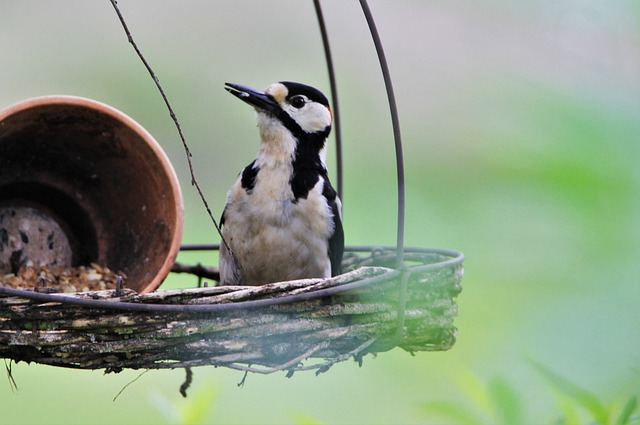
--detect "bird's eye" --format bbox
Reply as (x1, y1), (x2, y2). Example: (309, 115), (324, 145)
(290, 96), (306, 109)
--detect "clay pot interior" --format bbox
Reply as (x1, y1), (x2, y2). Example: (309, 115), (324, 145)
(0, 96), (184, 293)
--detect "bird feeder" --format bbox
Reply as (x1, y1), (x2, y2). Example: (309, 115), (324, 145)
(0, 1), (464, 380)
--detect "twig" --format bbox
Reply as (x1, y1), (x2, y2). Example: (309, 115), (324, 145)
(107, 0), (232, 257)
(223, 342), (330, 375)
(171, 262), (220, 282)
(291, 338), (378, 375)
(4, 359), (18, 392)
(114, 275), (124, 297)
(112, 370), (149, 402)
(179, 367), (193, 397)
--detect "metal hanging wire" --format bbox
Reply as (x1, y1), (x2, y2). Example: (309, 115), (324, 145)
(312, 0), (343, 199)
(358, 0), (406, 269)
(313, 0), (406, 269)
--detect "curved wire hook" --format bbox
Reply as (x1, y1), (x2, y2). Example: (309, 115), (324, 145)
(359, 0), (406, 269)
(313, 0), (343, 199)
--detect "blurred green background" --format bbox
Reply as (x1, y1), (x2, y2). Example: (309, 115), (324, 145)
(1, 1), (639, 424)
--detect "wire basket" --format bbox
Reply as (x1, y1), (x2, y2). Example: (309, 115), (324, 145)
(0, 246), (462, 374)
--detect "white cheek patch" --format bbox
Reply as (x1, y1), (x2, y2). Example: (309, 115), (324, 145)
(288, 103), (332, 133)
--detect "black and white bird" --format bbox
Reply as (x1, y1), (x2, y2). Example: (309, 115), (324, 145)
(219, 81), (344, 286)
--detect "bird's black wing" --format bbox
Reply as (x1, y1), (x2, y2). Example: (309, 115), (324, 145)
(323, 179), (344, 276)
(221, 160), (259, 227)
(219, 207), (226, 227)
(241, 160), (259, 193)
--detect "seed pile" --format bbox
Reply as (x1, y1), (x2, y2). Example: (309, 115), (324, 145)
(1, 263), (123, 293)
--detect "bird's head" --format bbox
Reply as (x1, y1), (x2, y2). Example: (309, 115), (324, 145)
(225, 81), (332, 141)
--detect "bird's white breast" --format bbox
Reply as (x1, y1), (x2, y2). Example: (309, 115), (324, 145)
(221, 162), (334, 286)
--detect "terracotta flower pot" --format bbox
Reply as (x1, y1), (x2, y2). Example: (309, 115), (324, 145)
(0, 96), (184, 293)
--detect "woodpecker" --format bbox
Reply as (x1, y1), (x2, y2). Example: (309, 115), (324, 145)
(219, 81), (344, 286)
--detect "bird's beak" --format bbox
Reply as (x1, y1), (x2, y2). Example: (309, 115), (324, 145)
(225, 83), (280, 115)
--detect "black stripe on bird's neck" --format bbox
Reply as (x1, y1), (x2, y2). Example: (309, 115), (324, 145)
(276, 109), (331, 142)
(290, 130), (330, 201)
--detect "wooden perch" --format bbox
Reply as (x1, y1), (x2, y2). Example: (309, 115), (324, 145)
(0, 247), (463, 375)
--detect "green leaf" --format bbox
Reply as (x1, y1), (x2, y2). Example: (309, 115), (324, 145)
(488, 376), (526, 425)
(453, 367), (494, 420)
(614, 396), (638, 425)
(554, 392), (582, 425)
(289, 411), (326, 425)
(151, 381), (220, 425)
(530, 361), (608, 424)
(178, 383), (219, 425)
(418, 400), (484, 425)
